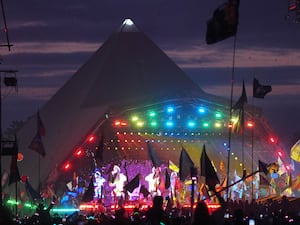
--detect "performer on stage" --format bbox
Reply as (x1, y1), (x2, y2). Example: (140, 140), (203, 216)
(170, 171), (182, 204)
(145, 167), (161, 196)
(108, 165), (127, 200)
(94, 170), (106, 199)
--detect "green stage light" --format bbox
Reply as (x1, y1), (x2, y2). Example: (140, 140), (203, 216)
(203, 122), (209, 128)
(215, 112), (222, 118)
(24, 203), (33, 208)
(148, 111), (156, 117)
(150, 121), (157, 127)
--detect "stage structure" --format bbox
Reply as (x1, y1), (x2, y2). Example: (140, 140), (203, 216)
(10, 19), (289, 209)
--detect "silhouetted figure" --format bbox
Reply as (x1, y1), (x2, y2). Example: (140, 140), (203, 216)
(130, 207), (143, 225)
(112, 207), (130, 225)
(145, 195), (169, 225)
(35, 202), (54, 225)
(191, 201), (211, 225)
(0, 205), (14, 225)
(233, 208), (246, 225)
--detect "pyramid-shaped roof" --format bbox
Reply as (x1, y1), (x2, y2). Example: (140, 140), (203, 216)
(16, 19), (208, 188)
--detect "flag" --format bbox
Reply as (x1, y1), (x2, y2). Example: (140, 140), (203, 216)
(28, 133), (46, 157)
(168, 160), (179, 173)
(258, 160), (269, 175)
(290, 140), (300, 162)
(277, 157), (287, 176)
(81, 177), (95, 202)
(29, 111), (46, 157)
(37, 111), (46, 136)
(165, 169), (171, 189)
(206, 0), (240, 44)
(125, 174), (140, 193)
(291, 173), (300, 191)
(199, 183), (210, 200)
(8, 155), (21, 185)
(179, 147), (194, 182)
(200, 145), (220, 191)
(253, 78), (272, 99)
(233, 81), (247, 110)
(286, 172), (292, 188)
(140, 185), (150, 198)
(232, 81), (247, 133)
(147, 141), (162, 168)
(1, 170), (9, 188)
(259, 174), (270, 187)
(25, 180), (42, 200)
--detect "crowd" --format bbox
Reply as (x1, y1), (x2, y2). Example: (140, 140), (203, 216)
(1, 195), (300, 225)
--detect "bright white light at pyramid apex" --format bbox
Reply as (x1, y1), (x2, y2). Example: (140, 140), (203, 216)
(123, 18), (134, 26)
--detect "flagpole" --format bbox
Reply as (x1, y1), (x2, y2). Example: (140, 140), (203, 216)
(251, 95), (255, 201)
(38, 154), (40, 194)
(15, 175), (18, 216)
(242, 103), (245, 174)
(226, 34), (238, 202)
(0, 74), (2, 206)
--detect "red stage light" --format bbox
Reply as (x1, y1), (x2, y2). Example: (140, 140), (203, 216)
(277, 151), (283, 157)
(247, 121), (254, 128)
(269, 137), (277, 144)
(114, 120), (127, 126)
(75, 148), (84, 157)
(63, 162), (71, 170)
(121, 122), (127, 126)
(286, 165), (291, 171)
(88, 135), (95, 143)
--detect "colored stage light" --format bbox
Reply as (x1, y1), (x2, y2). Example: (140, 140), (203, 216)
(75, 148), (84, 157)
(166, 106), (174, 113)
(148, 111), (156, 117)
(131, 116), (139, 122)
(247, 121), (254, 128)
(7, 200), (20, 205)
(120, 122), (127, 126)
(63, 162), (71, 171)
(198, 107), (206, 114)
(214, 122), (222, 128)
(88, 135), (95, 143)
(114, 120), (121, 126)
(269, 137), (277, 144)
(277, 151), (283, 157)
(136, 121), (144, 127)
(150, 121), (157, 127)
(51, 208), (79, 213)
(166, 121), (174, 127)
(202, 122), (209, 128)
(24, 203), (33, 208)
(115, 120), (128, 126)
(187, 121), (195, 128)
(215, 112), (222, 118)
